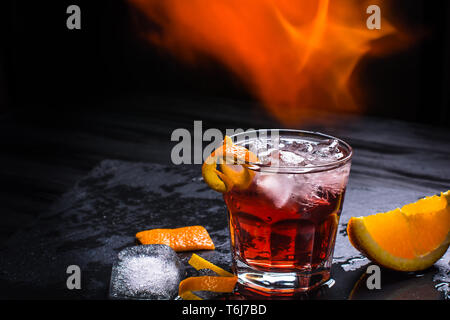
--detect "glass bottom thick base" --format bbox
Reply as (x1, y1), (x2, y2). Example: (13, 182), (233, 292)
(234, 260), (332, 294)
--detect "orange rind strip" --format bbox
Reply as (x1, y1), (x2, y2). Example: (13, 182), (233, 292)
(188, 254), (234, 277)
(202, 136), (258, 193)
(179, 254), (237, 300)
(179, 290), (202, 301)
(136, 226), (215, 252)
(179, 276), (238, 300)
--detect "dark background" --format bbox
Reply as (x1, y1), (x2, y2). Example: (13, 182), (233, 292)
(0, 0), (449, 125)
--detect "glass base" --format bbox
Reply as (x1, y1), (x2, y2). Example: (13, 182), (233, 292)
(234, 260), (332, 294)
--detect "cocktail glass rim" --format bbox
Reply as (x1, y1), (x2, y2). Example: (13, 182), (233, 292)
(228, 129), (353, 174)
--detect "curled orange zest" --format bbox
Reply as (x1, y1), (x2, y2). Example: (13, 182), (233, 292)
(179, 254), (237, 300)
(136, 226), (215, 252)
(188, 254), (234, 277)
(178, 276), (238, 300)
(202, 136), (258, 193)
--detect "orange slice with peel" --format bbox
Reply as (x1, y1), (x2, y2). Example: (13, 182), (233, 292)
(136, 226), (215, 252)
(202, 136), (258, 193)
(178, 254), (237, 300)
(347, 190), (450, 271)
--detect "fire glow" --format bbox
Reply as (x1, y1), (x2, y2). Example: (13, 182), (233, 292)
(128, 0), (398, 125)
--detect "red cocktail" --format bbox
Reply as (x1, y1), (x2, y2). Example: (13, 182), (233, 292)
(222, 130), (352, 293)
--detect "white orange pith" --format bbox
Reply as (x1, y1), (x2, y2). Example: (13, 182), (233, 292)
(347, 191), (450, 271)
(202, 136), (258, 193)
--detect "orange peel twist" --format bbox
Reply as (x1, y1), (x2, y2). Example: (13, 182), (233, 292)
(178, 253), (237, 300)
(202, 136), (258, 193)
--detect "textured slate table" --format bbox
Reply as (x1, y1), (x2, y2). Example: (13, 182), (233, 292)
(0, 96), (449, 300)
(0, 157), (448, 299)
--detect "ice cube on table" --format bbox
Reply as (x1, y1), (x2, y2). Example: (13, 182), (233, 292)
(109, 244), (185, 300)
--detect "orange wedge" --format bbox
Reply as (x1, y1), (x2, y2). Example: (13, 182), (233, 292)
(347, 190), (450, 271)
(202, 136), (258, 193)
(136, 226), (215, 252)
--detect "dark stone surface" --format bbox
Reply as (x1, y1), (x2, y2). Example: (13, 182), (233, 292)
(0, 160), (231, 299)
(0, 157), (448, 299)
(0, 95), (449, 300)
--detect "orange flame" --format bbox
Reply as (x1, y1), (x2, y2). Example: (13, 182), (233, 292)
(128, 0), (398, 125)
